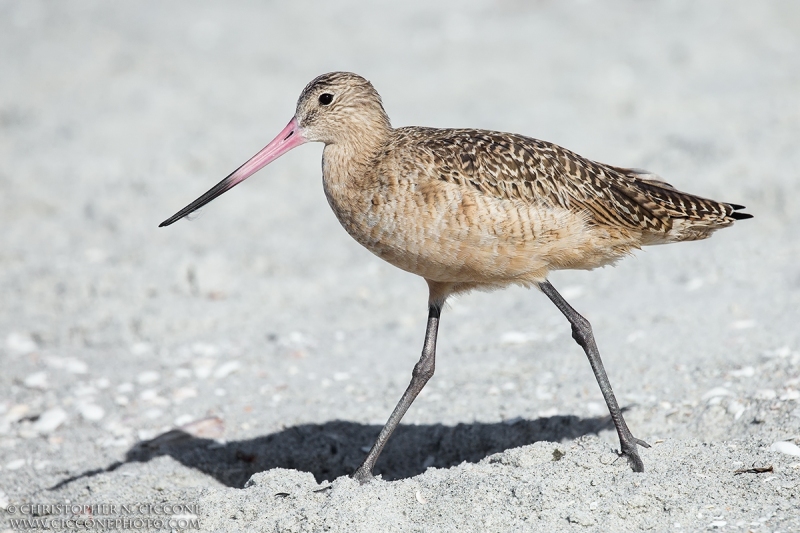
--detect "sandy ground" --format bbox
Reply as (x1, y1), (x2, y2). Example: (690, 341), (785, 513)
(1, 1), (799, 531)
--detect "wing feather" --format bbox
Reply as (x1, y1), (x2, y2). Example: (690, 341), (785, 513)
(409, 128), (747, 240)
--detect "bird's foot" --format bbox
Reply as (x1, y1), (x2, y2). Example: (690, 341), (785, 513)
(619, 435), (650, 473)
(352, 465), (375, 485)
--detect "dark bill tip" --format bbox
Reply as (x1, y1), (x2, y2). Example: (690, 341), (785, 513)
(158, 172), (238, 227)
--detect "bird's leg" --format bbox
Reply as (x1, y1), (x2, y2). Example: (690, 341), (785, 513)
(353, 304), (441, 484)
(538, 280), (650, 472)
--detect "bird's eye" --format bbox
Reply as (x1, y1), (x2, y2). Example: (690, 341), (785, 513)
(318, 93), (334, 105)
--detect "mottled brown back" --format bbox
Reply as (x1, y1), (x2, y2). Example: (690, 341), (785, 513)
(390, 127), (750, 244)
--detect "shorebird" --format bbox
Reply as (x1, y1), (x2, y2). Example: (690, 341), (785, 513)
(160, 72), (751, 479)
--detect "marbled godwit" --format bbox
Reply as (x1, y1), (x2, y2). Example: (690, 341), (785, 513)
(160, 72), (752, 479)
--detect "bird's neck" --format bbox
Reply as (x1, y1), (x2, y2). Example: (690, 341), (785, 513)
(322, 123), (392, 188)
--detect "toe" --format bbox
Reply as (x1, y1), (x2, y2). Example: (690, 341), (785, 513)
(627, 452), (645, 473)
(352, 468), (375, 485)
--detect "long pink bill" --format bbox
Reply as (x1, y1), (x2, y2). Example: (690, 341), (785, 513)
(159, 117), (306, 227)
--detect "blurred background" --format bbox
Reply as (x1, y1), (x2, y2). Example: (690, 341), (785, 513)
(1, 0), (798, 493)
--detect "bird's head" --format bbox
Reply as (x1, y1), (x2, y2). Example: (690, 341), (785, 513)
(159, 72), (389, 227)
(295, 71), (391, 145)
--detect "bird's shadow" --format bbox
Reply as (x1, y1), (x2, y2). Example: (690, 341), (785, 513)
(51, 415), (613, 490)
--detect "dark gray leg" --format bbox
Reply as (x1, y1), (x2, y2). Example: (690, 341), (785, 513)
(353, 304), (441, 483)
(539, 280), (650, 472)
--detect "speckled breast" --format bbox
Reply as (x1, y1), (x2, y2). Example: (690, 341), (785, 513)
(321, 168), (555, 284)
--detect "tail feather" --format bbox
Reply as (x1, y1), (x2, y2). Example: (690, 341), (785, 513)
(616, 167), (752, 243)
